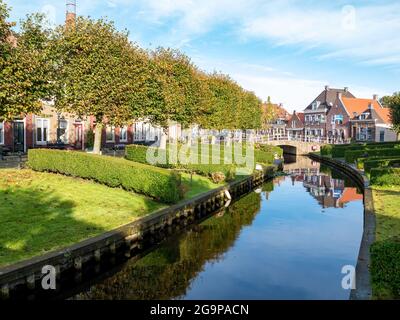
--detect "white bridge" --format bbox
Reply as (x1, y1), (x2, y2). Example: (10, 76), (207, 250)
(253, 135), (350, 155)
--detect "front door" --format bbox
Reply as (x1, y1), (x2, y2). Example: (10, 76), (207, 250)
(13, 121), (25, 153)
(74, 123), (83, 149)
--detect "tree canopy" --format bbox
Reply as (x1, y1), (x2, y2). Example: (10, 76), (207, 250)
(0, 3), (52, 120)
(2, 4), (265, 147)
(381, 92), (400, 135)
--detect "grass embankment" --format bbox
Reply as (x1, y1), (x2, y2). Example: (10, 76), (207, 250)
(0, 167), (220, 267)
(0, 169), (164, 267)
(370, 186), (400, 299)
(320, 142), (400, 299)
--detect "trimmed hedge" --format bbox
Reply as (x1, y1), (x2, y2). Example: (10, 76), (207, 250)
(321, 145), (333, 156)
(371, 239), (400, 298)
(345, 148), (400, 164)
(332, 142), (400, 158)
(364, 158), (400, 174)
(126, 143), (280, 181)
(370, 167), (400, 186)
(28, 149), (183, 204)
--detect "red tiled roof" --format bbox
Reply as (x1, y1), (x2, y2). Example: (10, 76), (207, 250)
(297, 113), (305, 123)
(341, 97), (391, 124)
(339, 188), (363, 205)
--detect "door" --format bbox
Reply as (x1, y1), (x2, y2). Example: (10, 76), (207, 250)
(74, 123), (83, 149)
(13, 121), (25, 153)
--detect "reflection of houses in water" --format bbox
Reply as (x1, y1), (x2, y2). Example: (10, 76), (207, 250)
(297, 173), (362, 208)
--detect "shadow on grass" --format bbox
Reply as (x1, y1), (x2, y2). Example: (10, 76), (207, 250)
(0, 188), (107, 268)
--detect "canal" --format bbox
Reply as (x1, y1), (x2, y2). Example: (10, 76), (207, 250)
(73, 156), (364, 300)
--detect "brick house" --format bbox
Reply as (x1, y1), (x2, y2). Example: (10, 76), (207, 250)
(341, 96), (396, 142)
(325, 91), (352, 143)
(304, 86), (355, 140)
(287, 111), (305, 139)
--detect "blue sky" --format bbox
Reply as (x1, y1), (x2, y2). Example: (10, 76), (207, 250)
(6, 0), (400, 112)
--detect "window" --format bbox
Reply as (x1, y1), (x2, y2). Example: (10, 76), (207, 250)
(36, 118), (49, 145)
(106, 126), (115, 142)
(292, 121), (296, 128)
(0, 122), (4, 145)
(120, 126), (128, 142)
(332, 115), (344, 125)
(380, 130), (385, 142)
(134, 122), (144, 141)
(57, 119), (68, 143)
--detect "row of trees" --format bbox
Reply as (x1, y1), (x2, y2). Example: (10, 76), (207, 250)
(0, 1), (262, 152)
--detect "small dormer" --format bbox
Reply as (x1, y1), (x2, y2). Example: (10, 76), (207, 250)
(312, 101), (321, 110)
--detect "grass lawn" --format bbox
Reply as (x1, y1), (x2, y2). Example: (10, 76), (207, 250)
(0, 169), (223, 267)
(0, 169), (166, 267)
(181, 173), (223, 199)
(373, 186), (400, 242)
(371, 186), (400, 299)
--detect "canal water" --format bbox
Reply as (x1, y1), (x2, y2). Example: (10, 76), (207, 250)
(74, 156), (364, 300)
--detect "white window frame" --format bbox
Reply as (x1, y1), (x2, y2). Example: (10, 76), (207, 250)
(120, 126), (128, 143)
(134, 122), (144, 141)
(106, 125), (115, 143)
(58, 119), (69, 143)
(36, 118), (50, 145)
(0, 121), (4, 145)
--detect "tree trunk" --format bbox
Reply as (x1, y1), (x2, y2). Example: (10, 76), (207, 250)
(93, 123), (103, 154)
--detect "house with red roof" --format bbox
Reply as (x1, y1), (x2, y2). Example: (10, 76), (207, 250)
(341, 96), (396, 142)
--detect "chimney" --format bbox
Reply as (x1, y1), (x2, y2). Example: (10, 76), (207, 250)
(344, 87), (349, 92)
(369, 102), (374, 110)
(373, 94), (378, 101)
(66, 0), (76, 29)
(325, 85), (330, 91)
(337, 92), (342, 99)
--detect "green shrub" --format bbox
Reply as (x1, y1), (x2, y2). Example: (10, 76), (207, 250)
(345, 148), (400, 164)
(371, 239), (400, 298)
(332, 142), (400, 159)
(321, 145), (333, 156)
(125, 143), (280, 181)
(28, 149), (183, 204)
(370, 167), (400, 186)
(364, 158), (400, 174)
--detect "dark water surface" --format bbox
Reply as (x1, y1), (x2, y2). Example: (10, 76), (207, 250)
(75, 156), (364, 300)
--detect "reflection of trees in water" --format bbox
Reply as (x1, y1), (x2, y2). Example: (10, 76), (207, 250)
(76, 192), (262, 300)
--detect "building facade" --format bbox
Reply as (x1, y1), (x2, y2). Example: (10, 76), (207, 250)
(303, 86), (355, 141)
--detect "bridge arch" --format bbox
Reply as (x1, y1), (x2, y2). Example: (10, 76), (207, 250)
(278, 145), (297, 155)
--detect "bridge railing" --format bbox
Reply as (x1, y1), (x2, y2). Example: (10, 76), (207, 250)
(251, 135), (351, 145)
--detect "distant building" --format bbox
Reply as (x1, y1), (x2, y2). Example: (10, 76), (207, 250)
(341, 96), (396, 142)
(287, 111), (305, 139)
(304, 86), (355, 140)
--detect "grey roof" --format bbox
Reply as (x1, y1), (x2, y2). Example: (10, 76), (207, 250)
(305, 88), (355, 112)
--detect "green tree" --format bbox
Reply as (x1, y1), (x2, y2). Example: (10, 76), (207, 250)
(148, 48), (212, 147)
(382, 92), (400, 137)
(0, 6), (52, 120)
(52, 17), (155, 153)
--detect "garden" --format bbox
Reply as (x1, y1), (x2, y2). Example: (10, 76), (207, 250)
(321, 141), (400, 299)
(0, 145), (280, 268)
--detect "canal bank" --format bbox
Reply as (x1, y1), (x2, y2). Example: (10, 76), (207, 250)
(0, 166), (276, 300)
(308, 153), (375, 300)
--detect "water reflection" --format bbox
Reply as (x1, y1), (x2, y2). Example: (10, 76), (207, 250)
(75, 157), (363, 300)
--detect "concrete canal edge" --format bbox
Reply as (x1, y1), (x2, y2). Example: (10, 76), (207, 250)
(0, 166), (277, 299)
(309, 153), (375, 300)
